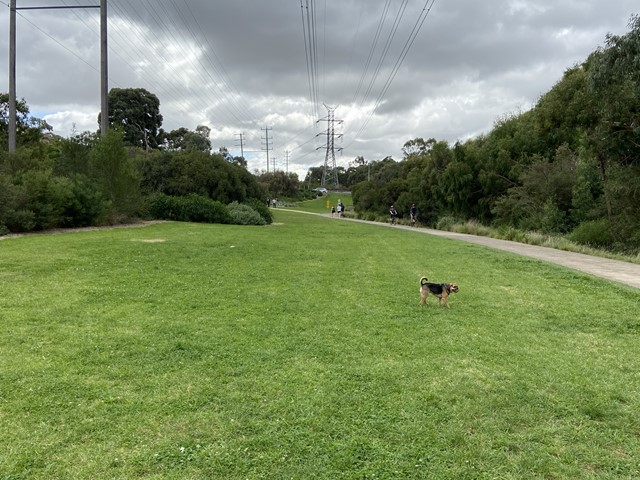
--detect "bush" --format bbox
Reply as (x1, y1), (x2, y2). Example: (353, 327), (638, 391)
(243, 198), (273, 224)
(5, 170), (76, 231)
(145, 193), (232, 224)
(90, 131), (141, 217)
(60, 175), (109, 227)
(568, 219), (613, 248)
(227, 202), (266, 225)
(451, 220), (492, 237)
(436, 216), (458, 231)
(5, 209), (36, 232)
(494, 225), (528, 243)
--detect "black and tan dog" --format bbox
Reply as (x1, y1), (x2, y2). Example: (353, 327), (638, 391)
(419, 276), (459, 308)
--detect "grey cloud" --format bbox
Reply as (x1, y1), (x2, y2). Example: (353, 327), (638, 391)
(1, 0), (637, 177)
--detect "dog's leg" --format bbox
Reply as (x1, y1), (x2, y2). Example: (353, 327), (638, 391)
(419, 290), (428, 306)
(442, 291), (449, 308)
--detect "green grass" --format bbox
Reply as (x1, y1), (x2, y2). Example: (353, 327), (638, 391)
(1, 212), (639, 479)
(292, 193), (352, 214)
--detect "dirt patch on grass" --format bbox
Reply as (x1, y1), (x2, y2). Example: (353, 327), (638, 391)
(0, 221), (166, 241)
(132, 238), (166, 243)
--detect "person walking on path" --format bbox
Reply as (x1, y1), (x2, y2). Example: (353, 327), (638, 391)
(389, 205), (398, 225)
(410, 204), (417, 227)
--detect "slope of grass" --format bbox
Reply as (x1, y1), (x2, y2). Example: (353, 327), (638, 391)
(1, 212), (639, 479)
(293, 193), (352, 214)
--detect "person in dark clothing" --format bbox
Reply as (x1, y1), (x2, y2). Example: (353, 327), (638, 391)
(389, 205), (398, 224)
(410, 204), (417, 226)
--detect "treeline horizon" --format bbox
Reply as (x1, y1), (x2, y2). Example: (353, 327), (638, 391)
(2, 15), (639, 253)
(335, 15), (639, 252)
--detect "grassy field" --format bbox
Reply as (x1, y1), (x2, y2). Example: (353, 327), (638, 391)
(1, 211), (639, 479)
(293, 193), (352, 214)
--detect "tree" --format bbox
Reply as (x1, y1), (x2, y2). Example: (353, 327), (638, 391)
(492, 145), (578, 233)
(349, 155), (366, 167)
(232, 155), (247, 169)
(0, 93), (52, 148)
(219, 146), (234, 162)
(138, 149), (263, 204)
(256, 171), (300, 198)
(89, 130), (142, 217)
(402, 137), (434, 157)
(587, 15), (640, 167)
(304, 166), (324, 186)
(102, 88), (163, 150)
(161, 125), (211, 152)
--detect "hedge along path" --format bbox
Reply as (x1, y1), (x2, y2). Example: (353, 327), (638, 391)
(293, 210), (640, 290)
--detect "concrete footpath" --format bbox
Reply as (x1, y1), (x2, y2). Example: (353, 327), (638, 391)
(337, 216), (640, 290)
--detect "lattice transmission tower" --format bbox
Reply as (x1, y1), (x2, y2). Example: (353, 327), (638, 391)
(317, 104), (343, 187)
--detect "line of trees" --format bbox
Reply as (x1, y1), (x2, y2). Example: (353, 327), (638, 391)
(0, 88), (273, 233)
(3, 15), (637, 247)
(348, 15), (640, 252)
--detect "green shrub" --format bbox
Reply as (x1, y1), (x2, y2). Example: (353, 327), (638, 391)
(179, 194), (230, 224)
(8, 170), (75, 231)
(6, 209), (36, 232)
(451, 220), (492, 236)
(436, 216), (458, 231)
(60, 176), (109, 227)
(495, 225), (528, 243)
(89, 130), (141, 217)
(243, 198), (273, 224)
(539, 198), (570, 234)
(227, 202), (266, 226)
(145, 193), (232, 224)
(569, 219), (613, 248)
(144, 193), (173, 219)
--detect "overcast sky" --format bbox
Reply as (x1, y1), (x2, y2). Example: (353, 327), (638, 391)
(1, 0), (637, 178)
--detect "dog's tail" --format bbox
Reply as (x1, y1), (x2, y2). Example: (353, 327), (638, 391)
(420, 276), (429, 286)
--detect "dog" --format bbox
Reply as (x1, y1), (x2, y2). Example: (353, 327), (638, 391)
(419, 276), (459, 308)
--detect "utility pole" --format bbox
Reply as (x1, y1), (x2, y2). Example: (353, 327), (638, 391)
(9, 0), (16, 152)
(100, 0), (108, 136)
(261, 127), (272, 173)
(317, 104), (343, 187)
(234, 132), (245, 160)
(285, 150), (290, 174)
(7, 1), (106, 152)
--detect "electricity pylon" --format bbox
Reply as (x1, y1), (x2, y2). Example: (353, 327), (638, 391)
(317, 104), (343, 187)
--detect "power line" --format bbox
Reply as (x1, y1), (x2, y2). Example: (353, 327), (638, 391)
(300, 0), (321, 122)
(347, 0), (438, 147)
(359, 0), (410, 110)
(350, 0), (392, 107)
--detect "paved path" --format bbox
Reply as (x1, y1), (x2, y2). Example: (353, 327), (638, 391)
(334, 215), (640, 290)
